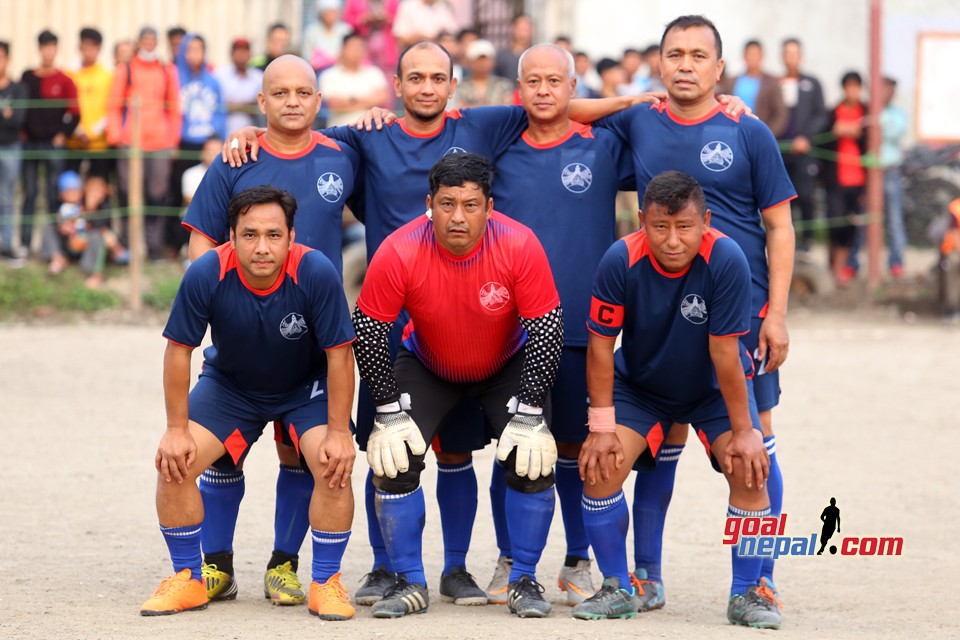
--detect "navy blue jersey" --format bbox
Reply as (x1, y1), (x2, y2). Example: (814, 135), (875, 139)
(325, 106), (528, 258)
(492, 122), (634, 347)
(596, 103), (796, 317)
(183, 131), (361, 275)
(587, 227), (752, 411)
(163, 243), (356, 402)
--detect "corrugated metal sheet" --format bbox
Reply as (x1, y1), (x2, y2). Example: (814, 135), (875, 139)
(0, 0), (305, 76)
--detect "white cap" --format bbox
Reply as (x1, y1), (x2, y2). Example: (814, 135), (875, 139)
(466, 39), (496, 61)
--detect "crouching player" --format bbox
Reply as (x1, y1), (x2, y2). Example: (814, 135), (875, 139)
(140, 186), (358, 621)
(352, 153), (565, 618)
(575, 171), (780, 628)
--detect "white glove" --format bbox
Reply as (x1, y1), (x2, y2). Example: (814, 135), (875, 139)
(367, 411), (427, 479)
(496, 412), (557, 481)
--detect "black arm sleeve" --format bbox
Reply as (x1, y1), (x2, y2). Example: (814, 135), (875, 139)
(517, 305), (564, 408)
(351, 306), (400, 405)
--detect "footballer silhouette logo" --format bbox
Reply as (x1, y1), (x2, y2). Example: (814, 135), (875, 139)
(561, 162), (593, 193)
(279, 312), (309, 340)
(700, 141), (734, 172)
(317, 172), (344, 203)
(479, 282), (510, 311)
(444, 146), (468, 155)
(680, 294), (708, 324)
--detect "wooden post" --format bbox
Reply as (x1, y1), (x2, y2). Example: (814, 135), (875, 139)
(866, 0), (885, 291)
(128, 96), (144, 312)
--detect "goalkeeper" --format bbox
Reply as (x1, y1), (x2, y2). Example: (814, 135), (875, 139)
(351, 152), (564, 620)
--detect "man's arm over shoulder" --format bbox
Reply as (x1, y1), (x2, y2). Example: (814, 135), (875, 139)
(459, 105), (528, 157)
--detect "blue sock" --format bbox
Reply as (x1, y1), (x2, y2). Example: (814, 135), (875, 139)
(436, 460), (478, 574)
(365, 469), (393, 571)
(160, 524), (202, 582)
(375, 487), (426, 585)
(274, 464), (313, 558)
(760, 436), (783, 584)
(582, 491), (631, 588)
(489, 459), (511, 558)
(556, 456), (589, 560)
(311, 529), (351, 583)
(729, 504), (770, 596)
(632, 444), (683, 582)
(505, 487), (555, 583)
(199, 468), (245, 556)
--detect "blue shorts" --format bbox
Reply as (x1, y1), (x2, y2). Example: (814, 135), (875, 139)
(549, 347), (588, 444)
(740, 316), (781, 412)
(189, 371), (328, 470)
(614, 371), (762, 473)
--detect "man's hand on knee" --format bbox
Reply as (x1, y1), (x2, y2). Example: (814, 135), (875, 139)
(368, 408), (427, 478)
(317, 427), (356, 489)
(155, 427), (197, 484)
(497, 411), (557, 481)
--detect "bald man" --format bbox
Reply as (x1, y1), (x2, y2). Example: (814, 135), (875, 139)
(181, 54), (363, 609)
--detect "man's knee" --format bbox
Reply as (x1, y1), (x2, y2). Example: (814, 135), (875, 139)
(498, 450), (556, 494)
(371, 454), (426, 494)
(435, 451), (471, 465)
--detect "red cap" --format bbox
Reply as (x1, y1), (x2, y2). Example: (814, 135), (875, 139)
(231, 37), (251, 51)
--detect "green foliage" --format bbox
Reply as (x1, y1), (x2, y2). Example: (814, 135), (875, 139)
(0, 264), (118, 316)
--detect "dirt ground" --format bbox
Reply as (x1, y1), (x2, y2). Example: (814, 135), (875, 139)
(1, 310), (958, 640)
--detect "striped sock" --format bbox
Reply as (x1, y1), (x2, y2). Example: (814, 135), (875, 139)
(375, 487), (426, 586)
(760, 436), (782, 584)
(199, 468), (244, 557)
(160, 524), (202, 583)
(311, 529), (351, 583)
(436, 460), (478, 574)
(728, 504), (771, 596)
(582, 491), (631, 588)
(556, 456), (589, 560)
(633, 444), (684, 582)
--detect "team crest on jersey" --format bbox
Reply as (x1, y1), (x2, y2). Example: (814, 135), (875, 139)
(561, 163), (592, 193)
(700, 141), (734, 172)
(680, 294), (708, 324)
(317, 172), (344, 203)
(279, 312), (309, 339)
(444, 146), (468, 155)
(479, 282), (510, 311)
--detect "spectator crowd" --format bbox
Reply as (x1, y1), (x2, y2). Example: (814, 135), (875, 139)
(0, 0), (932, 297)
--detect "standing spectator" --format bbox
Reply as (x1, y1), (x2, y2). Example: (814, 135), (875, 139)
(641, 44), (664, 92)
(573, 51), (600, 98)
(251, 23), (292, 71)
(457, 27), (480, 62)
(619, 48), (646, 95)
(392, 0), (458, 49)
(303, 0), (353, 72)
(167, 27), (187, 63)
(554, 35), (573, 53)
(780, 37), (827, 253)
(879, 76), (907, 278)
(720, 41), (787, 138)
(180, 135), (223, 208)
(343, 0), (400, 80)
(106, 26), (180, 261)
(0, 40), (26, 259)
(455, 39), (513, 108)
(170, 34), (225, 253)
(67, 28), (114, 181)
(319, 32), (390, 127)
(824, 71), (867, 286)
(437, 31), (463, 83)
(596, 57), (626, 98)
(114, 40), (134, 66)
(940, 199), (960, 322)
(494, 14), (534, 80)
(215, 38), (263, 135)
(20, 30), (79, 254)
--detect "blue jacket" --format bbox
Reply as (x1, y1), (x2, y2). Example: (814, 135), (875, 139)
(177, 34), (226, 144)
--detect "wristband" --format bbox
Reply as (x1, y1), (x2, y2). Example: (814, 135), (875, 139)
(377, 401), (400, 413)
(588, 406), (616, 433)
